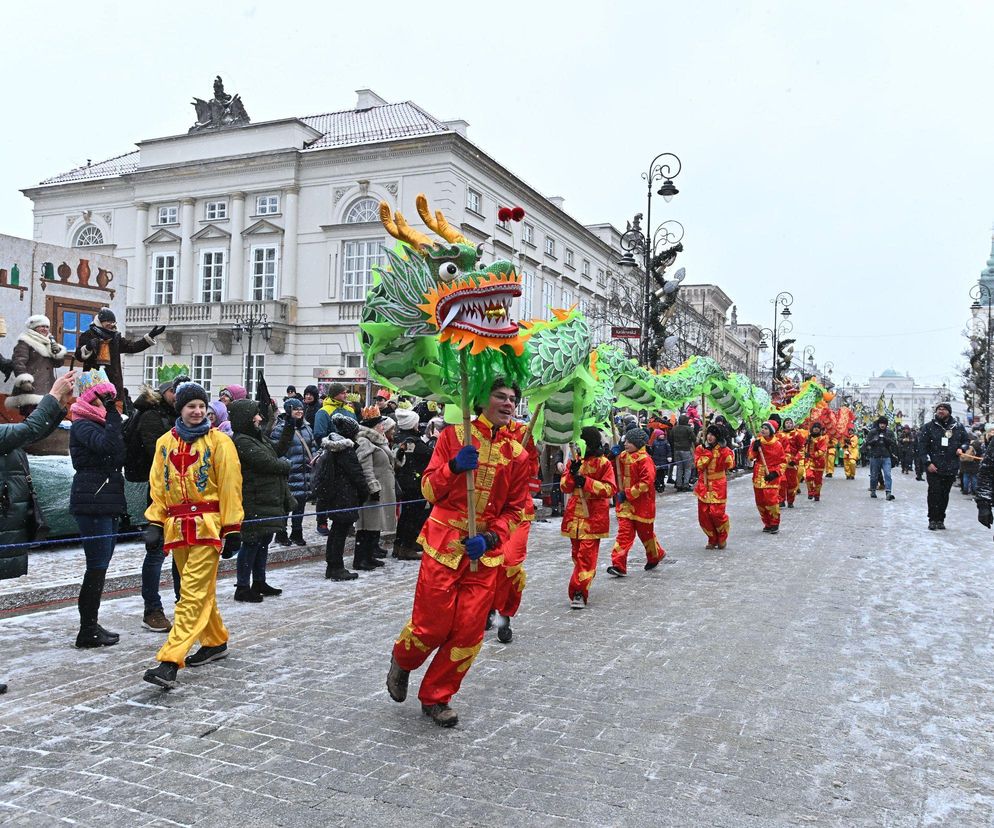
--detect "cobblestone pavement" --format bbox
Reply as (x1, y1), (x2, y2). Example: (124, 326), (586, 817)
(1, 470), (992, 827)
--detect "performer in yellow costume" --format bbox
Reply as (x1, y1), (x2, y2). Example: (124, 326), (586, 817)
(142, 382), (243, 689)
(842, 428), (859, 479)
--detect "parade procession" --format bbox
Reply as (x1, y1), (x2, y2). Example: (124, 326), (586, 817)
(4, 7), (994, 825)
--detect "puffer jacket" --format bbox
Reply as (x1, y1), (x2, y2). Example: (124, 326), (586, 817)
(313, 434), (369, 524)
(355, 425), (398, 533)
(229, 399), (295, 540)
(69, 406), (127, 515)
(976, 438), (994, 506)
(863, 425), (898, 459)
(269, 416), (315, 499)
(918, 415), (970, 476)
(0, 395), (65, 578)
(133, 387), (175, 465)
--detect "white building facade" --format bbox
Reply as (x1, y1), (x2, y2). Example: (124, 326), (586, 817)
(851, 369), (967, 425)
(24, 88), (626, 398)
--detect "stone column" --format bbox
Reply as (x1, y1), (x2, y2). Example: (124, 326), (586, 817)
(179, 197), (196, 303)
(228, 192), (245, 301)
(281, 185), (299, 300)
(133, 202), (149, 304)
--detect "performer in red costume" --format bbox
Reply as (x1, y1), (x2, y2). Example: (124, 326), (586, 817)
(778, 417), (804, 509)
(749, 420), (786, 534)
(804, 421), (829, 501)
(607, 428), (664, 576)
(561, 426), (617, 608)
(386, 379), (531, 728)
(694, 424), (736, 548)
(487, 415), (541, 643)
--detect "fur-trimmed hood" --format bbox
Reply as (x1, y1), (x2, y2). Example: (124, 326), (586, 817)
(17, 328), (67, 360)
(131, 386), (163, 412)
(322, 433), (357, 452)
(357, 424), (389, 447)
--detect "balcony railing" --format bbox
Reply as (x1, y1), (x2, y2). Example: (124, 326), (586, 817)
(126, 300), (290, 328)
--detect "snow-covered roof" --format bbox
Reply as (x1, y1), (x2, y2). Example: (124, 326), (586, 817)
(39, 101), (451, 186)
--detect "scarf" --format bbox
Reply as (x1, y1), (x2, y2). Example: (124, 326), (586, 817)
(89, 323), (116, 341)
(20, 328), (66, 358)
(174, 417), (211, 444)
(71, 399), (107, 425)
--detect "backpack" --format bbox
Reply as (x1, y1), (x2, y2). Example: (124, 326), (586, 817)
(123, 410), (153, 483)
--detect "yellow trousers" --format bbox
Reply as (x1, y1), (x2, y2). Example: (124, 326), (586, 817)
(156, 544), (228, 668)
(843, 459), (857, 479)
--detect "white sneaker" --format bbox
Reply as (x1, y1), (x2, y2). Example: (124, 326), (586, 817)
(570, 594), (586, 609)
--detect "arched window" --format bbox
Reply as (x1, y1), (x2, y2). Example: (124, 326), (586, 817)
(344, 198), (380, 224)
(74, 224), (104, 246)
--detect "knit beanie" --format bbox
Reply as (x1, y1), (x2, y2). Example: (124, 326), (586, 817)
(220, 384), (247, 401)
(26, 314), (50, 330)
(157, 380), (174, 396)
(706, 423), (724, 441)
(580, 425), (602, 454)
(327, 382), (346, 397)
(876, 415), (889, 426)
(623, 427), (648, 449)
(175, 381), (209, 411)
(332, 414), (359, 440)
(764, 419), (779, 435)
(284, 397), (304, 415)
(75, 369), (116, 403)
(97, 307), (116, 323)
(395, 408), (420, 432)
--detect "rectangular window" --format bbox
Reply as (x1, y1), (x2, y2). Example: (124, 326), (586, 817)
(597, 268), (606, 286)
(342, 239), (384, 301)
(256, 194), (280, 215)
(565, 249), (575, 268)
(157, 205), (178, 225)
(466, 188), (482, 215)
(519, 271), (533, 320)
(244, 354), (265, 397)
(192, 354), (213, 392)
(497, 218), (510, 232)
(541, 279), (554, 317)
(205, 200), (228, 221)
(344, 352), (365, 368)
(200, 250), (225, 303)
(152, 253), (177, 304)
(522, 223), (535, 245)
(544, 236), (556, 257)
(251, 246), (279, 300)
(143, 354), (164, 387)
(562, 286), (573, 308)
(582, 259), (590, 277)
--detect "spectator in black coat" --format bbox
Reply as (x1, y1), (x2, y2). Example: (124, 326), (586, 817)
(314, 415), (369, 579)
(302, 385), (320, 429)
(650, 429), (672, 492)
(392, 408), (431, 559)
(864, 416), (898, 500)
(69, 370), (126, 649)
(918, 402), (970, 530)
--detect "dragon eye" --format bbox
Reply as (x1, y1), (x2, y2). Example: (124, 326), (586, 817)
(438, 262), (460, 280)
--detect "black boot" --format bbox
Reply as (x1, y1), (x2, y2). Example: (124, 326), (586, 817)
(274, 531), (293, 547)
(353, 531), (383, 571)
(252, 580), (282, 597)
(76, 569), (119, 648)
(325, 530), (358, 580)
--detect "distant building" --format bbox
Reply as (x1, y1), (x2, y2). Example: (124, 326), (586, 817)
(850, 369), (967, 425)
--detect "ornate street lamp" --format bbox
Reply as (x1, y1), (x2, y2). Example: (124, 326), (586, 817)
(232, 306), (273, 393)
(770, 291), (794, 389)
(969, 283), (993, 420)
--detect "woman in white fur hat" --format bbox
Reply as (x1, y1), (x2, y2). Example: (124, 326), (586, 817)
(6, 315), (68, 413)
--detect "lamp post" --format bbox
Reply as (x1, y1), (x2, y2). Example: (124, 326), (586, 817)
(616, 152), (683, 368)
(231, 307), (273, 394)
(970, 283), (993, 420)
(770, 291), (794, 389)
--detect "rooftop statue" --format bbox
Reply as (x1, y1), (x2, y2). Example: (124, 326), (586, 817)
(190, 76), (250, 133)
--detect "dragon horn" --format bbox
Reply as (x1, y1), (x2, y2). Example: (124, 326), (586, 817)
(416, 193), (469, 245)
(379, 201), (433, 250)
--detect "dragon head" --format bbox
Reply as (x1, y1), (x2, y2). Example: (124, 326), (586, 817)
(380, 195), (523, 355)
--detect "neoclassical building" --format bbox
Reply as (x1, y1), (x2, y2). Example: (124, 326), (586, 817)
(23, 85), (627, 397)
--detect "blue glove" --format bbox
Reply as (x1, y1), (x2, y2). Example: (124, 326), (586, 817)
(463, 534), (488, 560)
(449, 445), (479, 474)
(610, 445), (622, 458)
(616, 492), (627, 505)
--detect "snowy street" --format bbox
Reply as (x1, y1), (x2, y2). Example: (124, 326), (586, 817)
(1, 470), (992, 827)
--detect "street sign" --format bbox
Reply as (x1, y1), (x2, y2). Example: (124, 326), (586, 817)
(611, 326), (642, 339)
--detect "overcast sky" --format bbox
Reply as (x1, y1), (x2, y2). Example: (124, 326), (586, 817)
(3, 0), (990, 391)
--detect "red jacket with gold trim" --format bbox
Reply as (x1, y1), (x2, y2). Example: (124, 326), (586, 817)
(505, 419), (540, 522)
(615, 447), (656, 523)
(805, 434), (829, 465)
(779, 428), (805, 466)
(693, 445), (735, 504)
(418, 415), (531, 570)
(560, 454), (616, 539)
(749, 435), (785, 490)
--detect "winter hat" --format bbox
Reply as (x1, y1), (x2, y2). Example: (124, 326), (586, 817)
(706, 423), (724, 441)
(395, 408), (420, 431)
(935, 402), (952, 413)
(763, 419), (779, 435)
(220, 384), (247, 401)
(97, 307), (116, 323)
(303, 384), (319, 400)
(876, 415), (889, 425)
(26, 314), (50, 330)
(580, 425), (603, 454)
(284, 397), (304, 415)
(767, 413), (782, 427)
(623, 427), (648, 449)
(209, 400), (229, 425)
(157, 380), (174, 395)
(175, 381), (209, 411)
(332, 414), (359, 440)
(327, 382), (346, 398)
(75, 369), (116, 403)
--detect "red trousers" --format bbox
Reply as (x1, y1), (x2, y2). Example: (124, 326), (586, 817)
(568, 538), (601, 602)
(780, 465), (799, 504)
(392, 553), (498, 706)
(806, 469), (824, 498)
(491, 523), (529, 618)
(753, 487), (780, 528)
(697, 501), (729, 546)
(610, 518), (663, 574)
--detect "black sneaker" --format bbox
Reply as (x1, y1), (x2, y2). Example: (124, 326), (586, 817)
(143, 661), (178, 689)
(252, 582), (282, 597)
(234, 585), (263, 603)
(75, 624), (119, 648)
(386, 656), (410, 702)
(274, 532), (293, 547)
(422, 702), (458, 728)
(764, 526), (779, 534)
(886, 493), (895, 501)
(496, 618), (512, 644)
(870, 491), (877, 499)
(937, 521), (946, 530)
(606, 565), (626, 577)
(787, 502), (794, 508)
(186, 643), (228, 667)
